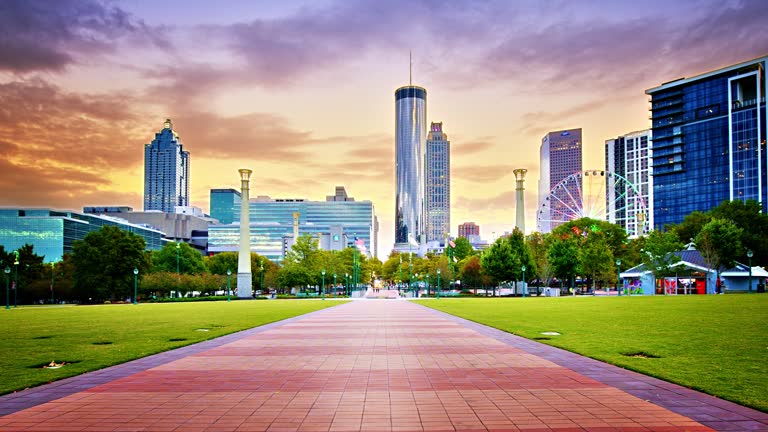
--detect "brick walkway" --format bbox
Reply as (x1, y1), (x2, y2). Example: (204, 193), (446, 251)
(1, 300), (766, 431)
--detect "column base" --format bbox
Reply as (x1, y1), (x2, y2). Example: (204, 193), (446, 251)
(237, 273), (252, 298)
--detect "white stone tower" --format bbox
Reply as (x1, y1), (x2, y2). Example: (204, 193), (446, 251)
(513, 169), (527, 233)
(237, 169), (252, 298)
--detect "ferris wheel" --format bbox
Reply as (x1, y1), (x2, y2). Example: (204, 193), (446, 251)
(537, 170), (648, 235)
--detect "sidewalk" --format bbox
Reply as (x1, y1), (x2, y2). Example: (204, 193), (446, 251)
(0, 301), (765, 431)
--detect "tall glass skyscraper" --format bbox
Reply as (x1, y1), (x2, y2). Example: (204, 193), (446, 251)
(144, 119), (190, 212)
(605, 129), (653, 237)
(425, 122), (450, 243)
(538, 129), (583, 232)
(646, 56), (767, 228)
(395, 85), (427, 246)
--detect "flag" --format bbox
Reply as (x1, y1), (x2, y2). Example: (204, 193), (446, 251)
(449, 240), (456, 248)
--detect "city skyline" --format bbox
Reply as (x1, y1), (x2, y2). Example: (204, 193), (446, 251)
(1, 0), (767, 257)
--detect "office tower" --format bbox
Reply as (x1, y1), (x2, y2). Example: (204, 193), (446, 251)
(395, 85), (427, 247)
(208, 186), (378, 261)
(425, 122), (450, 243)
(646, 56), (768, 228)
(210, 189), (241, 224)
(605, 130), (653, 237)
(513, 169), (527, 233)
(538, 129), (583, 232)
(458, 222), (480, 238)
(0, 209), (163, 263)
(143, 119), (190, 212)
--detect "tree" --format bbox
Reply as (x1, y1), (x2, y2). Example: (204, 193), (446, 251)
(459, 255), (482, 293)
(452, 237), (475, 261)
(548, 236), (579, 288)
(72, 226), (150, 302)
(151, 242), (206, 274)
(671, 211), (711, 246)
(481, 237), (518, 294)
(709, 199), (768, 266)
(641, 230), (683, 279)
(696, 218), (743, 294)
(205, 252), (238, 275)
(578, 233), (614, 289)
(527, 232), (554, 290)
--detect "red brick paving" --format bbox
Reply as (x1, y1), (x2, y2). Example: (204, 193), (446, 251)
(0, 300), (764, 431)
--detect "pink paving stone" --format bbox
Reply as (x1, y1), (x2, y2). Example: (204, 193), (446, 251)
(0, 301), (762, 431)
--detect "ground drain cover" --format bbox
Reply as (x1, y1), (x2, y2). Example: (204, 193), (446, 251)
(622, 351), (660, 359)
(541, 331), (561, 336)
(196, 329), (210, 332)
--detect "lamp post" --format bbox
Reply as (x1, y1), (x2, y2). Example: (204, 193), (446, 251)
(415, 273), (419, 298)
(409, 253), (413, 297)
(176, 242), (181, 275)
(399, 254), (403, 294)
(13, 253), (19, 308)
(226, 269), (232, 302)
(747, 250), (753, 292)
(133, 268), (139, 305)
(50, 262), (55, 304)
(321, 270), (326, 300)
(521, 265), (527, 298)
(426, 274), (430, 297)
(260, 261), (265, 294)
(4, 267), (9, 310)
(345, 273), (349, 296)
(616, 259), (622, 297)
(437, 268), (441, 299)
(333, 273), (337, 296)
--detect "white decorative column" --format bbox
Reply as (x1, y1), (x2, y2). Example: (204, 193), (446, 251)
(513, 168), (527, 233)
(237, 169), (252, 298)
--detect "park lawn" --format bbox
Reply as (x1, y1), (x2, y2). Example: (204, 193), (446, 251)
(0, 300), (343, 395)
(415, 295), (768, 413)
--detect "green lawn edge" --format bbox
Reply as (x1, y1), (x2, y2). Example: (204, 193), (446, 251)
(0, 300), (346, 395)
(414, 296), (768, 413)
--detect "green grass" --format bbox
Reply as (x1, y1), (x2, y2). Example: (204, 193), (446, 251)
(0, 300), (343, 395)
(415, 295), (768, 412)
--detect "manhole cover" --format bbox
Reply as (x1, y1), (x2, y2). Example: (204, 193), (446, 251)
(541, 332), (560, 336)
(196, 329), (210, 332)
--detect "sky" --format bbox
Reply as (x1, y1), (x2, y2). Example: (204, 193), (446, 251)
(1, 0), (767, 258)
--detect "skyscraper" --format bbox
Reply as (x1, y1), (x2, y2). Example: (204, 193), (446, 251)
(425, 122), (450, 243)
(394, 85), (427, 246)
(646, 56), (767, 228)
(144, 119), (190, 212)
(538, 129), (583, 232)
(210, 188), (241, 224)
(605, 129), (653, 237)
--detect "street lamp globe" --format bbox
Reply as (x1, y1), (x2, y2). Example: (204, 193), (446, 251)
(227, 269), (231, 276)
(133, 268), (139, 275)
(747, 250), (753, 258)
(3, 267), (8, 275)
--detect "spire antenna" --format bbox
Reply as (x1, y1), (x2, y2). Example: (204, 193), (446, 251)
(409, 50), (412, 86)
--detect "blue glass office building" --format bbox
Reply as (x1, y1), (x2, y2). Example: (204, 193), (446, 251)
(144, 119), (190, 212)
(425, 122), (450, 243)
(395, 85), (427, 245)
(0, 209), (164, 263)
(210, 189), (240, 224)
(208, 188), (377, 262)
(646, 56), (767, 228)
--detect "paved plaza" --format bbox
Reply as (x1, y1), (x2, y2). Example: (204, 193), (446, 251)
(1, 300), (766, 431)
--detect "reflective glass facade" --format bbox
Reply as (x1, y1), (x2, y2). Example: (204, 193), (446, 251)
(647, 57), (767, 228)
(395, 86), (427, 245)
(605, 130), (652, 237)
(0, 209), (164, 263)
(210, 189), (240, 224)
(144, 119), (190, 212)
(207, 196), (377, 262)
(425, 122), (450, 243)
(538, 129), (583, 232)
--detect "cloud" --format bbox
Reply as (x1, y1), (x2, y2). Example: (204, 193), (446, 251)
(0, 0), (165, 73)
(455, 191), (517, 213)
(453, 165), (513, 183)
(452, 139), (494, 156)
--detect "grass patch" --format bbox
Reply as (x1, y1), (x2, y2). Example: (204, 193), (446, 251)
(0, 300), (342, 395)
(415, 295), (768, 412)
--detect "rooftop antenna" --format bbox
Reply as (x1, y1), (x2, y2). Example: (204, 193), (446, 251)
(409, 50), (412, 86)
